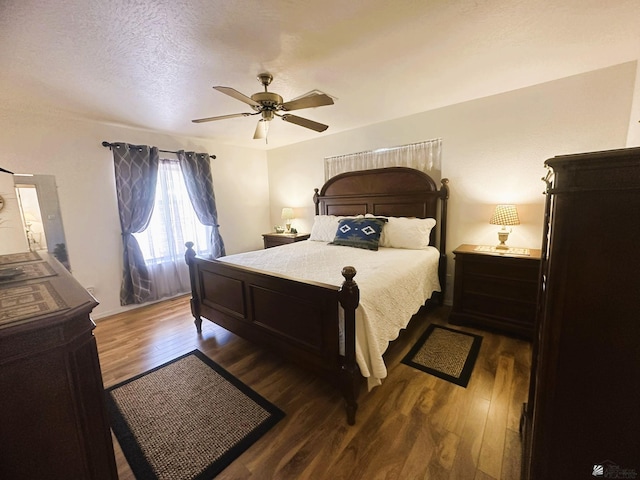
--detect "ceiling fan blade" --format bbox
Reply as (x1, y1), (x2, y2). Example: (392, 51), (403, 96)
(253, 119), (269, 139)
(192, 112), (255, 123)
(213, 86), (260, 107)
(281, 114), (329, 132)
(281, 93), (334, 111)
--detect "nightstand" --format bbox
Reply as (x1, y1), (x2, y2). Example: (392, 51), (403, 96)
(262, 232), (310, 249)
(449, 244), (541, 339)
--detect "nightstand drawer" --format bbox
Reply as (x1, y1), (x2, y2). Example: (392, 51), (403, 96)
(264, 237), (291, 248)
(463, 274), (538, 303)
(262, 233), (310, 249)
(461, 292), (537, 324)
(464, 257), (539, 282)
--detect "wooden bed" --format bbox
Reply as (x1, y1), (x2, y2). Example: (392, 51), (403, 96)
(185, 167), (449, 424)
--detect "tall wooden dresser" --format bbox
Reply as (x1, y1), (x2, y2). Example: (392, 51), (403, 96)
(521, 147), (640, 479)
(0, 252), (117, 479)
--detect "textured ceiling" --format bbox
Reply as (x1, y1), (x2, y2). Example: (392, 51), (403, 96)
(1, 0), (639, 149)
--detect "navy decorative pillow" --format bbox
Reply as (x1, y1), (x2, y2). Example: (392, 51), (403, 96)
(330, 217), (388, 251)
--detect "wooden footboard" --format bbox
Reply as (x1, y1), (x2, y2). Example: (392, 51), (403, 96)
(185, 242), (361, 424)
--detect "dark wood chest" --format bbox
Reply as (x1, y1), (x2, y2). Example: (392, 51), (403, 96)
(521, 147), (640, 479)
(0, 252), (117, 479)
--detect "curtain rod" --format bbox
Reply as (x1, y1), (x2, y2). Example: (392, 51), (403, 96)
(101, 141), (216, 159)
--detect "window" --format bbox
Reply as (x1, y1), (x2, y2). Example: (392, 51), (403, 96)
(134, 160), (210, 264)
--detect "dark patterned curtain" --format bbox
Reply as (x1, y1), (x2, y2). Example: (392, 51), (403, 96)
(177, 151), (225, 258)
(112, 143), (159, 305)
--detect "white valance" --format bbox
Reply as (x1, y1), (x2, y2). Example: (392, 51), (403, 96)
(324, 138), (442, 180)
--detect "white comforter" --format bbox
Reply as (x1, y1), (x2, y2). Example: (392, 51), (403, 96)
(218, 240), (441, 389)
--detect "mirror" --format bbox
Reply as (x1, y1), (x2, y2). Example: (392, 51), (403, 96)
(14, 174), (71, 270)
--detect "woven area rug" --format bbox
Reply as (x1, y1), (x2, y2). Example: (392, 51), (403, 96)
(401, 324), (483, 387)
(105, 350), (285, 480)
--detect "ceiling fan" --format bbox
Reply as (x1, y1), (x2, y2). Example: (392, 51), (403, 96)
(192, 73), (335, 140)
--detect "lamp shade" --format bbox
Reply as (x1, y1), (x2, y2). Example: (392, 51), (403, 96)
(281, 207), (295, 220)
(489, 204), (520, 226)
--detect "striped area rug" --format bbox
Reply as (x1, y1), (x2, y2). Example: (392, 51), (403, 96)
(105, 350), (284, 479)
(401, 324), (483, 387)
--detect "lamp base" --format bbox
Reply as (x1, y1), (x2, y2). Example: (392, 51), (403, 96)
(285, 222), (292, 233)
(496, 229), (510, 249)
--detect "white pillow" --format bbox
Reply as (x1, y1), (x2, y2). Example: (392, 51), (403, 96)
(366, 214), (436, 249)
(310, 215), (364, 242)
(310, 215), (340, 242)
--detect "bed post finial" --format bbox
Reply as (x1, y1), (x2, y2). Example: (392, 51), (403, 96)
(313, 188), (320, 215)
(338, 265), (359, 425)
(437, 179), (450, 305)
(184, 242), (203, 333)
(185, 241), (196, 263)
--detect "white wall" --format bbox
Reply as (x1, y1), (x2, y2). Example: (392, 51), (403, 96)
(0, 173), (29, 254)
(0, 110), (270, 318)
(267, 62), (637, 302)
(626, 53), (640, 146)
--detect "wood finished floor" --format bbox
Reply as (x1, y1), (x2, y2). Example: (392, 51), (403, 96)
(94, 295), (531, 480)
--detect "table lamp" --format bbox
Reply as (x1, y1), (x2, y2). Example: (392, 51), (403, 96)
(281, 207), (295, 232)
(490, 204), (520, 249)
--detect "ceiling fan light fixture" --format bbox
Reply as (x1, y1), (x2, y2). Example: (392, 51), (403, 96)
(261, 110), (275, 121)
(254, 119), (269, 141)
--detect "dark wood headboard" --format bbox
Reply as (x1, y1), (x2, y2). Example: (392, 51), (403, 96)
(313, 167), (450, 301)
